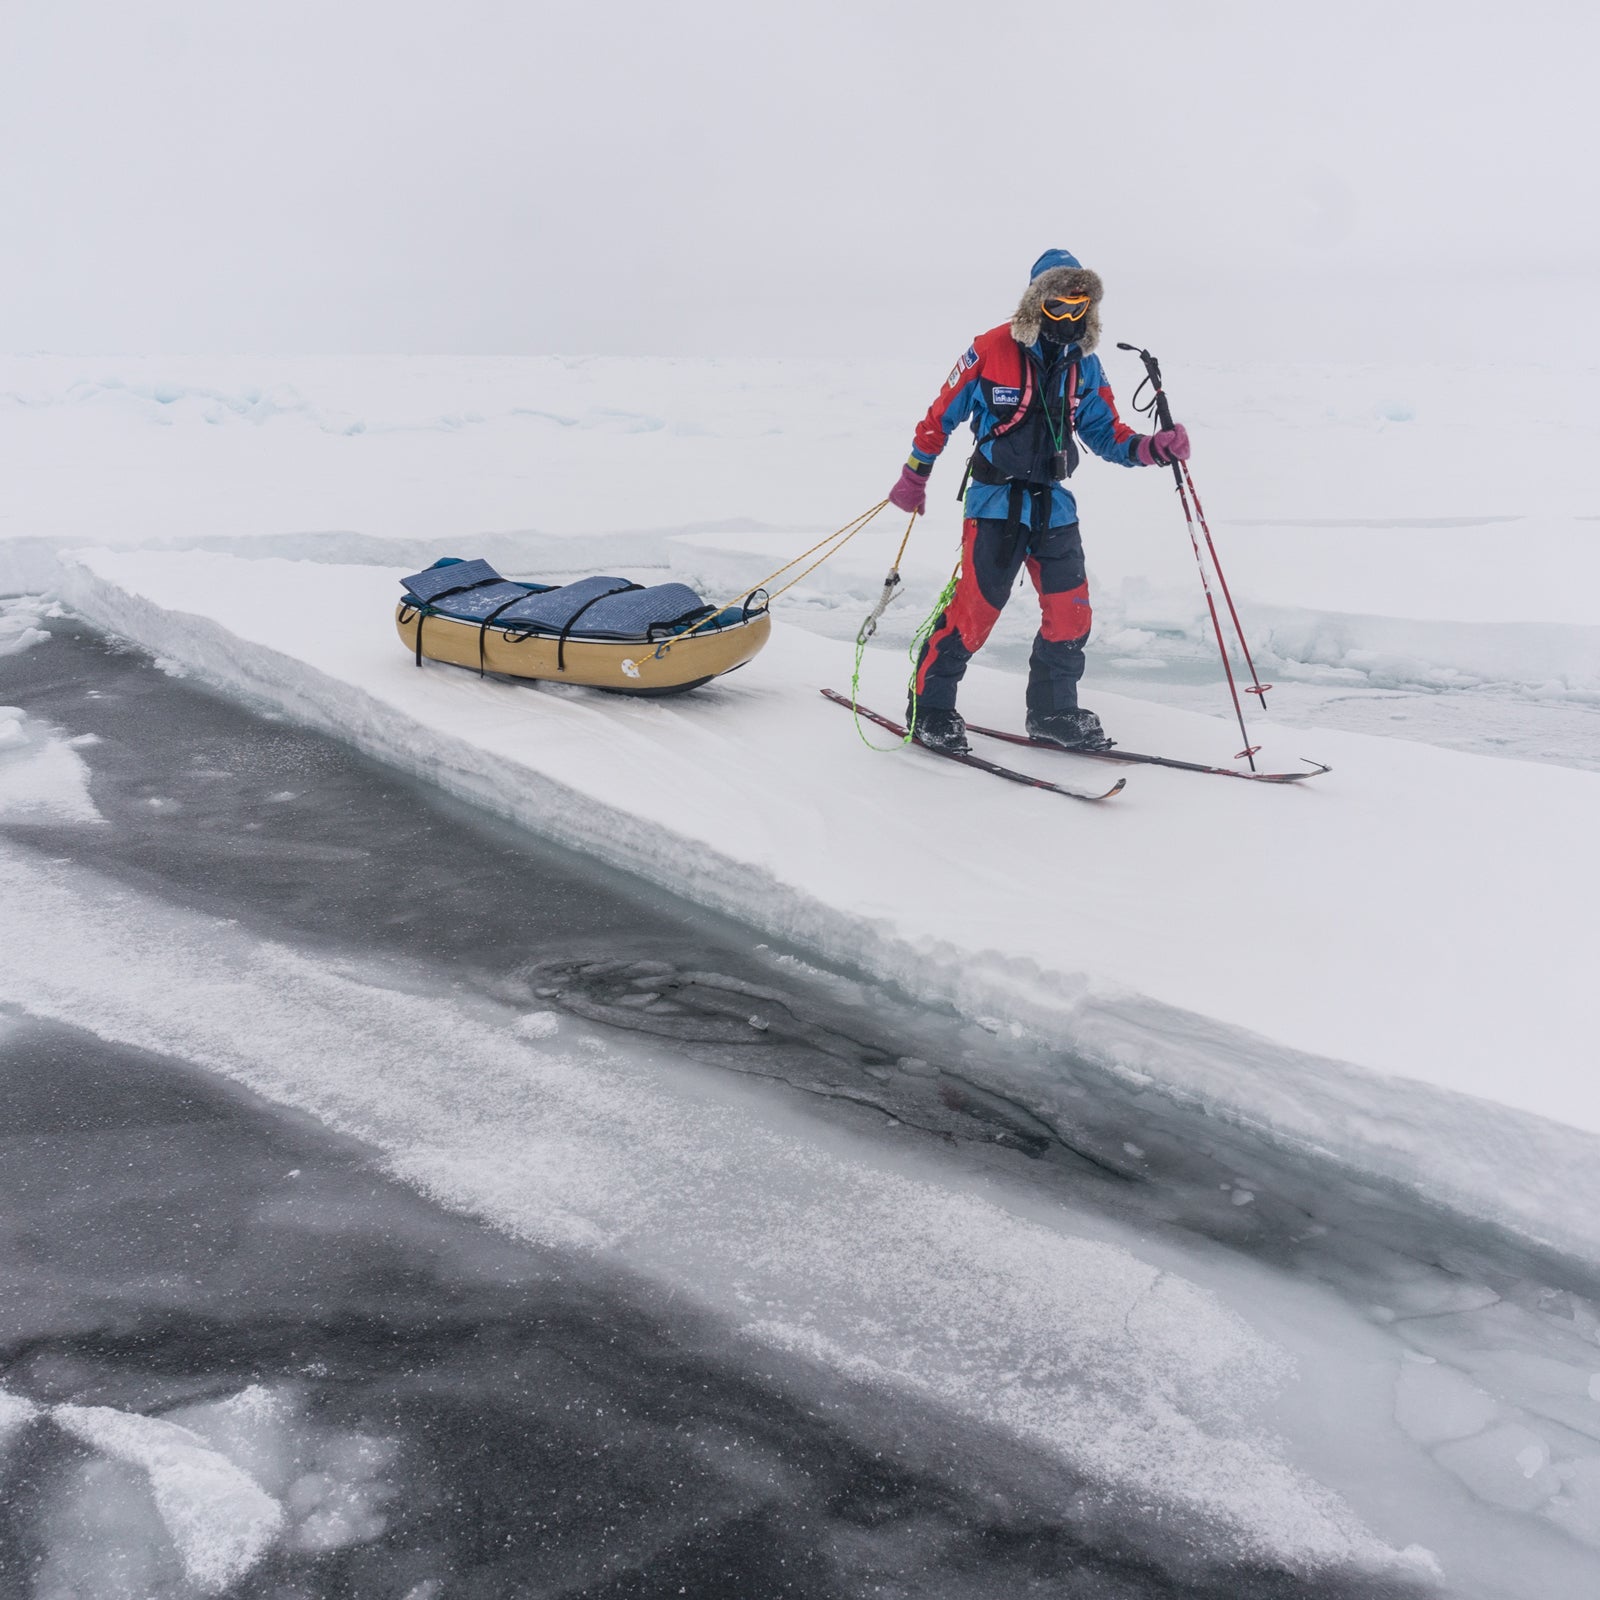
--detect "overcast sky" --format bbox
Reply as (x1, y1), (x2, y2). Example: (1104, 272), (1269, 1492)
(3, 1), (1596, 360)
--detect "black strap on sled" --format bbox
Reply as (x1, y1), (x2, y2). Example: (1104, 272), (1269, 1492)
(402, 575), (505, 668)
(400, 602), (433, 668)
(477, 591), (533, 677)
(555, 582), (640, 672)
(646, 603), (717, 642)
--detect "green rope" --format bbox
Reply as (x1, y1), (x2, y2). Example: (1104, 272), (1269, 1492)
(849, 564), (961, 750)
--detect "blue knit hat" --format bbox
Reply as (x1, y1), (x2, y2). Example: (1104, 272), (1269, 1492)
(1030, 248), (1082, 279)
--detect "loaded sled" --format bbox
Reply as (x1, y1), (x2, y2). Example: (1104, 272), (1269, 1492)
(396, 558), (770, 695)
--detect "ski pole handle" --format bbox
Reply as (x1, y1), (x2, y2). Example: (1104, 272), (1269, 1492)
(1118, 340), (1183, 484)
(1117, 341), (1177, 434)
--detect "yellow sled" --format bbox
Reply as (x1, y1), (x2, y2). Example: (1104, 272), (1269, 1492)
(396, 559), (770, 695)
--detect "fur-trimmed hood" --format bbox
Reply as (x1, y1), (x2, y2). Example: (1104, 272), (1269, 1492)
(1010, 263), (1104, 355)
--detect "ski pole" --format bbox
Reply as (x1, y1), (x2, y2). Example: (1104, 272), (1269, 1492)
(1176, 456), (1271, 710)
(1119, 342), (1270, 704)
(1117, 342), (1268, 767)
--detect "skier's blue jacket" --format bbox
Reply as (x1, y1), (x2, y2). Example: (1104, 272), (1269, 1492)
(907, 324), (1143, 531)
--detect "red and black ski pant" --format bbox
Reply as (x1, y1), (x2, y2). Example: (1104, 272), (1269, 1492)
(913, 516), (1091, 715)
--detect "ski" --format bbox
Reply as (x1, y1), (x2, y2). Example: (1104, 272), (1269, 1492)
(821, 689), (1126, 802)
(963, 722), (1330, 783)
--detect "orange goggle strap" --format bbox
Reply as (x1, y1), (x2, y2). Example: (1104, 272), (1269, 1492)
(1041, 294), (1092, 322)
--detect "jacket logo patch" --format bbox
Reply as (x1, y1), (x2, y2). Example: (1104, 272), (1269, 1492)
(945, 346), (979, 389)
(992, 386), (1021, 406)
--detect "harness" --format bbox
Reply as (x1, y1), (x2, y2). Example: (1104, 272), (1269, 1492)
(961, 345), (1081, 556)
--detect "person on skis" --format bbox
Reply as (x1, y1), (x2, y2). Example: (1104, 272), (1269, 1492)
(887, 247), (1190, 753)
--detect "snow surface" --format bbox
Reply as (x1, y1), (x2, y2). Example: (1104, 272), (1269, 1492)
(51, 545), (1600, 1274)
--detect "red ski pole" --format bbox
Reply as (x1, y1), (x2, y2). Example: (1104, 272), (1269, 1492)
(1176, 459), (1272, 708)
(1117, 342), (1267, 769)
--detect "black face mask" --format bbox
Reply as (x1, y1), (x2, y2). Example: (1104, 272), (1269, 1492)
(1039, 323), (1077, 354)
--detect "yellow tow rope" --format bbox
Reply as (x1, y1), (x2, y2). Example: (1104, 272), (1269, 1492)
(646, 499), (946, 754)
(652, 498), (896, 655)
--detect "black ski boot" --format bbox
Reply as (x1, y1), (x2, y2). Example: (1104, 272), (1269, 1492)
(909, 703), (970, 754)
(1026, 707), (1113, 751)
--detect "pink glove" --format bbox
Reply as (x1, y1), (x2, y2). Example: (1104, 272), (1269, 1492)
(1135, 424), (1190, 466)
(888, 463), (928, 514)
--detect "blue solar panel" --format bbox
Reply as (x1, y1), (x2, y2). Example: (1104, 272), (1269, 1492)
(400, 558), (503, 604)
(495, 576), (636, 630)
(428, 582), (533, 620)
(580, 584), (708, 633)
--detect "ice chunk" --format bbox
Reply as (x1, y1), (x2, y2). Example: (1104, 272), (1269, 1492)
(0, 596), (51, 657)
(0, 709), (104, 824)
(168, 1387), (393, 1556)
(166, 1384), (297, 1500)
(287, 1472), (390, 1553)
(1433, 1423), (1560, 1513)
(283, 1432), (395, 1553)
(1394, 1355), (1499, 1446)
(53, 1403), (284, 1590)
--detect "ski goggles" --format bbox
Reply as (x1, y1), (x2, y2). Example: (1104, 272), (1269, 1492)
(1040, 294), (1093, 322)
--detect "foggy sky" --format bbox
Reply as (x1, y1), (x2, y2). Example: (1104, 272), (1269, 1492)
(3, 0), (1596, 361)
